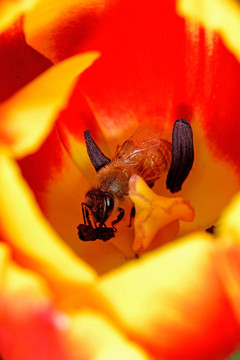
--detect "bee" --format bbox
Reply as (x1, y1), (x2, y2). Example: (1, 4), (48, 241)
(78, 119), (194, 241)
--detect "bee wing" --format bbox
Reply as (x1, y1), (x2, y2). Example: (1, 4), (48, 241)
(113, 127), (160, 161)
(112, 127), (172, 185)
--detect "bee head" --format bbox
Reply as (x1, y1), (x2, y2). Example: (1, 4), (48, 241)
(85, 189), (114, 225)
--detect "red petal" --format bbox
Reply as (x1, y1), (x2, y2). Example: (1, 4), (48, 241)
(18, 126), (64, 207)
(0, 19), (51, 102)
(25, 0), (240, 171)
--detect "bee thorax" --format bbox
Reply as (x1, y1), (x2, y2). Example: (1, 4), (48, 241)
(97, 167), (130, 200)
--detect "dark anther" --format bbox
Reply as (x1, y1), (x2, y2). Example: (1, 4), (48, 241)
(84, 130), (111, 172)
(166, 119), (194, 193)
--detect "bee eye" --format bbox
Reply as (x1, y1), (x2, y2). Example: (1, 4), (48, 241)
(106, 196), (113, 209)
(105, 193), (114, 218)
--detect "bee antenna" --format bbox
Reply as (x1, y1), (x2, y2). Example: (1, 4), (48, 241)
(166, 119), (194, 193)
(84, 130), (111, 172)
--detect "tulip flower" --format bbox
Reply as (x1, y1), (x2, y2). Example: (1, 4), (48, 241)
(0, 0), (240, 359)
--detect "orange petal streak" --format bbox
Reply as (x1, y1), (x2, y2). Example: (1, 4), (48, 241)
(24, 0), (107, 63)
(0, 51), (99, 158)
(0, 243), (65, 360)
(0, 0), (37, 33)
(177, 0), (240, 61)
(0, 243), (128, 360)
(0, 153), (99, 302)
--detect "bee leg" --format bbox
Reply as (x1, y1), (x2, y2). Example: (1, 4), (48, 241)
(127, 206), (135, 227)
(81, 202), (93, 226)
(166, 118), (194, 193)
(111, 207), (125, 232)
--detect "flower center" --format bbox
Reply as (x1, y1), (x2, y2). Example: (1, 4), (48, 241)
(78, 119), (195, 256)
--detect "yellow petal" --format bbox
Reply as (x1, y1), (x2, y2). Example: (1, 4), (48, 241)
(219, 192), (240, 242)
(24, 0), (107, 62)
(100, 235), (214, 331)
(0, 244), (149, 359)
(0, 243), (51, 303)
(68, 310), (151, 360)
(0, 153), (97, 297)
(214, 241), (240, 327)
(129, 175), (194, 253)
(177, 0), (240, 61)
(215, 192), (240, 324)
(0, 243), (76, 360)
(0, 0), (37, 33)
(98, 234), (239, 359)
(0, 51), (100, 158)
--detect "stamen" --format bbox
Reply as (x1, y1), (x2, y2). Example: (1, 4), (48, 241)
(84, 130), (111, 172)
(166, 119), (194, 193)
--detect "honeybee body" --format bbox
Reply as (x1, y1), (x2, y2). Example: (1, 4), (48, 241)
(79, 119), (194, 241)
(96, 166), (130, 203)
(96, 134), (172, 205)
(82, 127), (172, 233)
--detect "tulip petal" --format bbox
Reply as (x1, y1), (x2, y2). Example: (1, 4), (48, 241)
(0, 243), (150, 360)
(24, 0), (240, 174)
(177, 0), (240, 61)
(56, 90), (111, 181)
(24, 0), (240, 235)
(0, 0), (37, 33)
(67, 310), (150, 360)
(0, 153), (97, 295)
(0, 243), (51, 303)
(214, 193), (240, 325)
(21, 0), (240, 273)
(0, 20), (52, 102)
(129, 175), (194, 253)
(99, 235), (240, 359)
(24, 0), (240, 167)
(0, 243), (65, 360)
(24, 0), (107, 63)
(0, 51), (99, 158)
(219, 193), (240, 242)
(0, 244), (90, 360)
